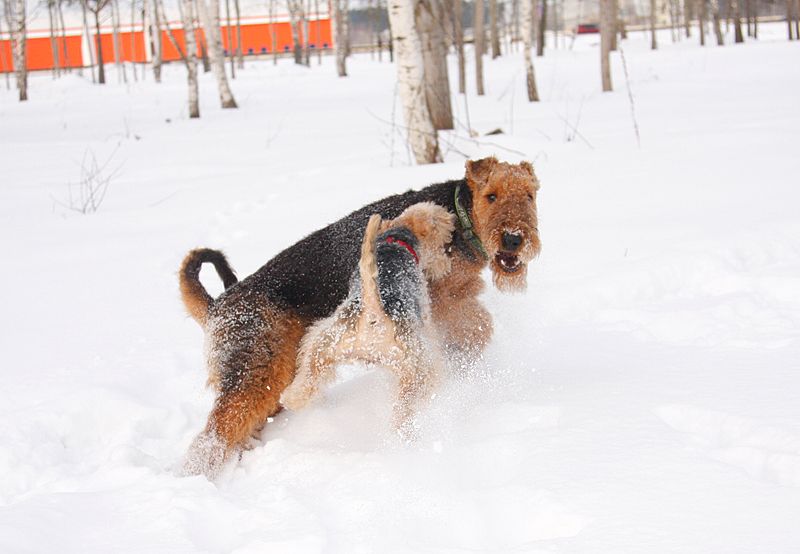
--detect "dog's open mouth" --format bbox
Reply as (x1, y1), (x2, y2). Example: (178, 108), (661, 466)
(495, 252), (522, 273)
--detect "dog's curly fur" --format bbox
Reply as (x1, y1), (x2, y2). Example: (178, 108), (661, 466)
(280, 202), (454, 437)
(179, 157), (540, 478)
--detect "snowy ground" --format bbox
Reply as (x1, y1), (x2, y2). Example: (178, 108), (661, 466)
(1, 24), (799, 553)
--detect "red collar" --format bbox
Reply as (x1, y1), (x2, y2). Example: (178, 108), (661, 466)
(385, 236), (419, 264)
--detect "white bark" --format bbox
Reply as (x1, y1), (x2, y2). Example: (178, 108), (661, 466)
(453, 0), (465, 94)
(181, 0), (200, 117)
(521, 0), (539, 101)
(600, 0), (613, 91)
(149, 0), (163, 81)
(387, 0), (441, 164)
(196, 0), (238, 107)
(111, 0), (127, 83)
(332, 0), (347, 75)
(416, 0), (453, 130)
(474, 0), (485, 95)
(4, 0), (26, 98)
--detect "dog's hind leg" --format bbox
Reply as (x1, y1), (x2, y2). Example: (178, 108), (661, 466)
(280, 314), (347, 410)
(184, 310), (307, 479)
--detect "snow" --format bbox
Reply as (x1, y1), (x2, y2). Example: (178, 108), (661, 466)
(2, 24), (800, 552)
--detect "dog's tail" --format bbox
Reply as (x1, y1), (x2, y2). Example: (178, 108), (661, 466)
(179, 248), (238, 327)
(358, 214), (383, 317)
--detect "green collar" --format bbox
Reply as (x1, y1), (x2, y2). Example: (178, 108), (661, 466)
(454, 184), (489, 261)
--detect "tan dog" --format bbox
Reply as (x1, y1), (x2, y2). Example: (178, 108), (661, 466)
(281, 202), (455, 437)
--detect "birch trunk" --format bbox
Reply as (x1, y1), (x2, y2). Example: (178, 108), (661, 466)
(711, 0), (724, 44)
(537, 0), (546, 55)
(58, 0), (70, 71)
(600, 0), (613, 91)
(650, 0), (658, 49)
(224, 0), (235, 77)
(268, 0), (277, 64)
(0, 2), (9, 90)
(489, 0), (500, 58)
(453, 0), (465, 94)
(234, 0), (243, 68)
(111, 0), (127, 83)
(81, 0), (96, 82)
(196, 0), (238, 107)
(10, 0), (27, 99)
(302, 0), (310, 66)
(332, 0), (347, 75)
(181, 0), (200, 117)
(288, 1), (303, 64)
(474, 0), (485, 95)
(47, 0), (59, 78)
(150, 0), (162, 81)
(732, 0), (743, 41)
(521, 0), (539, 101)
(684, 0), (692, 35)
(93, 8), (105, 84)
(387, 0), (441, 164)
(416, 0), (453, 130)
(611, 0), (618, 50)
(698, 0), (706, 44)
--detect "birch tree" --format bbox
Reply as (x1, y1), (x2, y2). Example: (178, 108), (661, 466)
(790, 0), (796, 39)
(180, 0), (200, 116)
(697, 0), (706, 44)
(732, 0), (743, 42)
(521, 0), (539, 101)
(111, 0), (127, 83)
(86, 0), (111, 84)
(332, 0), (348, 75)
(196, 0), (238, 107)
(452, 0), (465, 94)
(80, 0), (96, 82)
(0, 4), (10, 89)
(387, 0), (441, 164)
(234, 0), (243, 68)
(47, 0), (60, 78)
(600, 0), (613, 91)
(148, 0), (163, 81)
(4, 0), (27, 99)
(650, 0), (658, 49)
(489, 0), (500, 58)
(416, 0), (453, 130)
(537, 0), (546, 56)
(287, 0), (303, 64)
(224, 0), (235, 77)
(474, 0), (485, 95)
(710, 0), (724, 44)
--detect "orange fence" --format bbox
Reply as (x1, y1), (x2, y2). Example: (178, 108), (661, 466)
(0, 19), (332, 72)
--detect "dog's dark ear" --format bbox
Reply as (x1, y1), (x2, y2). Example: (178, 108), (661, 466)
(465, 157), (498, 190)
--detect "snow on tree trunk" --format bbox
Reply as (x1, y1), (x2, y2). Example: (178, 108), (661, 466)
(600, 0), (613, 91)
(489, 0), (500, 58)
(181, 0), (200, 117)
(521, 0), (539, 101)
(453, 0), (465, 94)
(387, 0), (441, 164)
(650, 0), (658, 49)
(416, 0), (453, 130)
(474, 0), (485, 95)
(332, 0), (347, 76)
(196, 0), (238, 107)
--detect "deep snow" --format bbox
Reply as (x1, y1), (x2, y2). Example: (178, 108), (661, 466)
(1, 24), (799, 553)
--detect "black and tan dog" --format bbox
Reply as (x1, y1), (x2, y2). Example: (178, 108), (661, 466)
(179, 157), (541, 478)
(280, 202), (454, 438)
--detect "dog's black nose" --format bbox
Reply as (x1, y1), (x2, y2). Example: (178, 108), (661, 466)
(501, 232), (523, 252)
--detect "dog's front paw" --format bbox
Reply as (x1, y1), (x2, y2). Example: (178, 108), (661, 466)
(182, 431), (228, 480)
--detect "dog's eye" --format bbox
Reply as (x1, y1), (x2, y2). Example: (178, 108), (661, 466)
(486, 194), (497, 203)
(527, 193), (534, 201)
